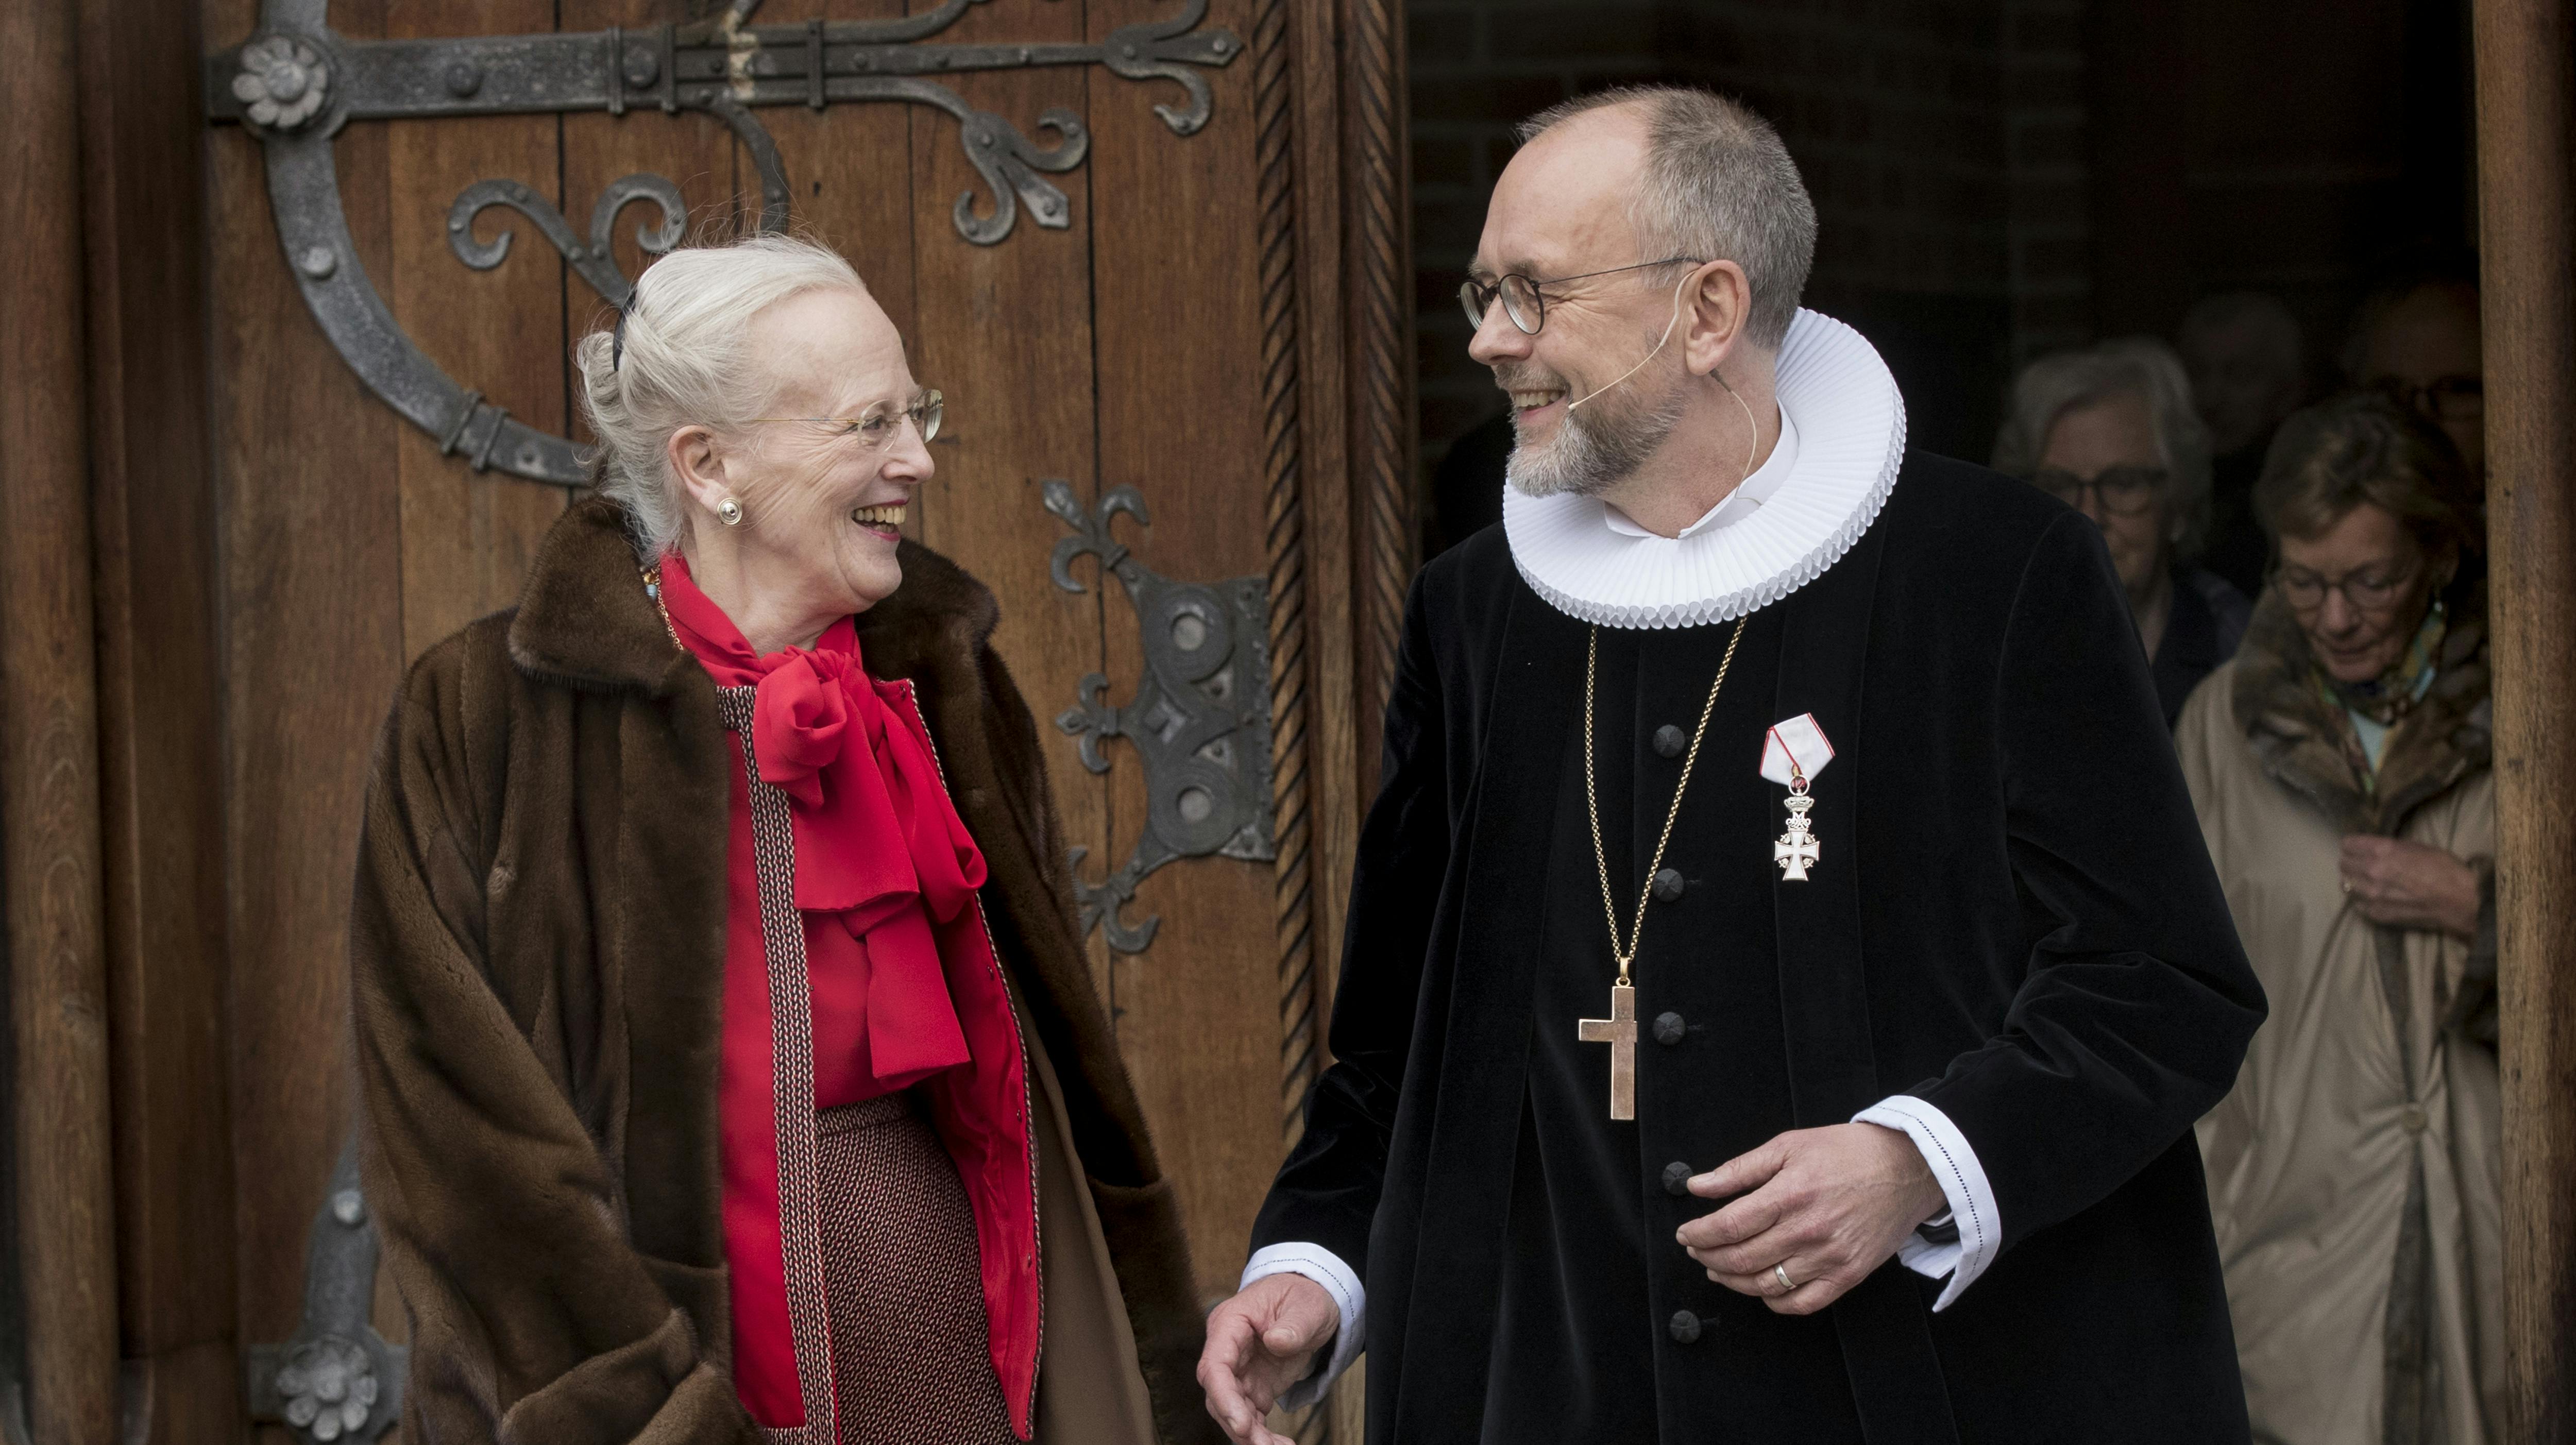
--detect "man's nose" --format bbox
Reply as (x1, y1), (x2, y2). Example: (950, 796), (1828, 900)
(1467, 301), (1530, 367)
(2074, 488), (2112, 530)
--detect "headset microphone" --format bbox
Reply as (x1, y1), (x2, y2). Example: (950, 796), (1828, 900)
(1557, 266), (1761, 484)
(1564, 268), (1696, 412)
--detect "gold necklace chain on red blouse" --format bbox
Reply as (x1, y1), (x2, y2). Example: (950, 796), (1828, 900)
(641, 565), (684, 651)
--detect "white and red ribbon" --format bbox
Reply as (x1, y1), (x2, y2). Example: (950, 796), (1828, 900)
(1760, 713), (1835, 788)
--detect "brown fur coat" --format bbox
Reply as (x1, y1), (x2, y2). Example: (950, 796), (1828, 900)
(350, 497), (1216, 1444)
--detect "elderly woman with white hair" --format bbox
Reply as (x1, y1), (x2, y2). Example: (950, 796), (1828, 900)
(1994, 337), (2253, 724)
(348, 233), (1215, 1445)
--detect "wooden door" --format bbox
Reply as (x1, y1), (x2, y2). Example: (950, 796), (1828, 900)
(32, 0), (1411, 1439)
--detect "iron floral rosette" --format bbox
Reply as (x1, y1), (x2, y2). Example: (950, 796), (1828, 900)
(232, 35), (330, 131)
(273, 1335), (379, 1441)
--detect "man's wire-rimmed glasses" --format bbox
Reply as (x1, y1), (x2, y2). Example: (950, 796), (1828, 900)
(2376, 373), (2484, 425)
(746, 388), (943, 449)
(1459, 258), (1706, 336)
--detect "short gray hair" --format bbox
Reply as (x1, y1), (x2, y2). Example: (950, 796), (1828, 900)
(1993, 337), (2216, 555)
(1516, 87), (1816, 349)
(575, 232), (868, 556)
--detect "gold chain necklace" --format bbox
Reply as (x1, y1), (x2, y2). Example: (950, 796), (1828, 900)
(1576, 615), (1747, 1121)
(641, 564), (684, 652)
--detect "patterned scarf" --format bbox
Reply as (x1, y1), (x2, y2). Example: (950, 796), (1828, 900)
(2311, 598), (2447, 792)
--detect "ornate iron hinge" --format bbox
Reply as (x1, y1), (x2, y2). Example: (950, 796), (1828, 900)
(1044, 481), (1274, 954)
(205, 0), (1238, 488)
(243, 1138), (406, 1445)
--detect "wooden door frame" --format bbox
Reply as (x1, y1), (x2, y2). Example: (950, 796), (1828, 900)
(3, 0), (123, 1439)
(1276, 0), (1416, 1168)
(4, 0), (1414, 1439)
(2473, 0), (2576, 1437)
(4, 0), (239, 1440)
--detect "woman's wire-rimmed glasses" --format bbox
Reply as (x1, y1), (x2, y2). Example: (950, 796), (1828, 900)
(2272, 554), (2422, 613)
(746, 388), (943, 449)
(1459, 257), (1706, 336)
(2031, 465), (2168, 518)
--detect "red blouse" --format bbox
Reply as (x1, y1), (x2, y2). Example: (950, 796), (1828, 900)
(658, 557), (1040, 1437)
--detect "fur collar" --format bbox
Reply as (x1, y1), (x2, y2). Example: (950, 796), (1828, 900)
(509, 496), (1003, 693)
(2230, 581), (2491, 835)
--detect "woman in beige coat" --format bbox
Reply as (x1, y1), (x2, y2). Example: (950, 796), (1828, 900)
(2177, 392), (2497, 1445)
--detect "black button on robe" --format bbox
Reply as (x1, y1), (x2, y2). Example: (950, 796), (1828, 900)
(1482, 610), (1866, 1443)
(1252, 454), (2267, 1444)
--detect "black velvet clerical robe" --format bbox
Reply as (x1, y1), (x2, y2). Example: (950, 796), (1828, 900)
(1250, 452), (2267, 1443)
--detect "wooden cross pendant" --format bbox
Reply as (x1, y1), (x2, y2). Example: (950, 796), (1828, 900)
(1578, 982), (1639, 1120)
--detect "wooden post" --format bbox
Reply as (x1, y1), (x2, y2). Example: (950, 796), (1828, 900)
(2473, 0), (2576, 1436)
(1343, 0), (1418, 795)
(76, 0), (242, 1437)
(0, 0), (123, 1440)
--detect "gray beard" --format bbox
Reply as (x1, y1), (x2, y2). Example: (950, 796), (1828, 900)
(1504, 369), (1689, 500)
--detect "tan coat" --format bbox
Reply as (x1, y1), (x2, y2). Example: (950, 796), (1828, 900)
(2177, 594), (2502, 1445)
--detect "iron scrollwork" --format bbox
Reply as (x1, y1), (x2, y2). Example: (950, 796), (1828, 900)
(206, 0), (1238, 487)
(1045, 481), (1274, 955)
(244, 1138), (407, 1445)
(448, 173), (688, 310)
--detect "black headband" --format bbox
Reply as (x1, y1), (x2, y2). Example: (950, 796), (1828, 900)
(611, 299), (632, 372)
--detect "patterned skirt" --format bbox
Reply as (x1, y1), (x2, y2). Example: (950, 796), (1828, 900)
(814, 1092), (1019, 1445)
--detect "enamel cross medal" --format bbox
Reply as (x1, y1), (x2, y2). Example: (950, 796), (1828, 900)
(1775, 789), (1819, 879)
(1761, 714), (1835, 882)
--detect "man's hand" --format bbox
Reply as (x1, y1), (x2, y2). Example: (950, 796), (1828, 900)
(2341, 836), (2482, 940)
(1198, 1272), (1340, 1444)
(1674, 1123), (1946, 1316)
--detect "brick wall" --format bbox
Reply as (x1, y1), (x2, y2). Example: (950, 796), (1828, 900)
(1408, 4), (1669, 467)
(2086, 0), (2472, 368)
(1408, 0), (2078, 521)
(2002, 0), (2092, 362)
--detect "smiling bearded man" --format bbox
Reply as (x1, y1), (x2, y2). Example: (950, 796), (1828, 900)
(1196, 88), (2267, 1445)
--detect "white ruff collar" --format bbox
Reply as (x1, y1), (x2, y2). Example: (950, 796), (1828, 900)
(1503, 308), (1907, 630)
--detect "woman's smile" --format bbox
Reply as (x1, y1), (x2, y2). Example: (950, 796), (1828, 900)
(851, 500), (907, 538)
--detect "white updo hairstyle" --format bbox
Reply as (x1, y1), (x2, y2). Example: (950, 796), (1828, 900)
(575, 232), (868, 557)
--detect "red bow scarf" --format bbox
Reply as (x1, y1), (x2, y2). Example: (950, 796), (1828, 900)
(658, 556), (1040, 1437)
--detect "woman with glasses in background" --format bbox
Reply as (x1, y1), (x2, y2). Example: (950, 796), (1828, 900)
(2176, 390), (2497, 1444)
(1994, 337), (2251, 725)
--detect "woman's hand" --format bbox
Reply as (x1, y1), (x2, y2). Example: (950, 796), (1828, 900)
(2340, 836), (2481, 940)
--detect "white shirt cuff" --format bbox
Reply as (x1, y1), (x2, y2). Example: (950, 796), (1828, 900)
(1852, 1095), (2000, 1311)
(1240, 1242), (1366, 1411)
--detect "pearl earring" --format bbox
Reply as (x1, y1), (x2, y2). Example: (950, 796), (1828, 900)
(717, 497), (743, 527)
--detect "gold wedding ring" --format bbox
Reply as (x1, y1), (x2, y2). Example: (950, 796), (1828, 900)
(1773, 1263), (1796, 1294)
